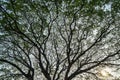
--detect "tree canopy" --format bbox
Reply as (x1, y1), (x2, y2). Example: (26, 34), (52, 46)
(0, 0), (120, 80)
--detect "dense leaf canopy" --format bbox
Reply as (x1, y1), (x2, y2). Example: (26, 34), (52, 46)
(0, 0), (120, 80)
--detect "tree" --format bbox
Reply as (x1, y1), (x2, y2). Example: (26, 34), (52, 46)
(0, 0), (120, 80)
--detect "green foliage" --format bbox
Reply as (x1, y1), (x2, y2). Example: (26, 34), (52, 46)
(0, 0), (120, 80)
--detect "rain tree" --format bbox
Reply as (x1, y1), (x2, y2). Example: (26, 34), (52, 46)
(0, 0), (120, 80)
